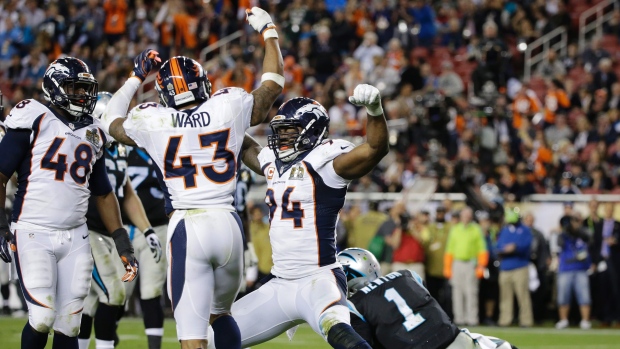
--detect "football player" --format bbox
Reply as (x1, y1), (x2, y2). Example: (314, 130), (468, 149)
(231, 84), (389, 349)
(99, 7), (283, 349)
(0, 58), (138, 349)
(78, 92), (163, 349)
(123, 145), (169, 349)
(338, 248), (519, 349)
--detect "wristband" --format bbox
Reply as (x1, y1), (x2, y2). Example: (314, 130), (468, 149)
(261, 73), (285, 88)
(0, 207), (9, 231)
(262, 27), (278, 40)
(112, 228), (134, 255)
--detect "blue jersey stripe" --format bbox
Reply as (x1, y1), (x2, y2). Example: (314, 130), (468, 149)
(13, 113), (45, 222)
(303, 161), (346, 267)
(170, 219), (188, 311)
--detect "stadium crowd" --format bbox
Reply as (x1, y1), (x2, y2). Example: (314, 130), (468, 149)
(2, 0), (620, 329)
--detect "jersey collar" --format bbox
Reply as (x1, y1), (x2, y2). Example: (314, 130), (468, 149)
(47, 103), (94, 131)
(275, 150), (310, 176)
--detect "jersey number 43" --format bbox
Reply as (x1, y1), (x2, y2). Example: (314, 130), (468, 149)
(163, 129), (235, 188)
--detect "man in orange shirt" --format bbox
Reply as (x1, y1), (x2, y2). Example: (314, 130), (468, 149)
(103, 0), (127, 44)
(221, 58), (255, 93)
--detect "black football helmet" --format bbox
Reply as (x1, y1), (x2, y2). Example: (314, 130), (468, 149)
(155, 56), (212, 109)
(42, 57), (98, 118)
(267, 97), (330, 163)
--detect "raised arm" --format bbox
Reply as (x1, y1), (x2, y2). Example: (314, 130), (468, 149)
(241, 133), (264, 175)
(333, 84), (389, 180)
(100, 49), (161, 145)
(246, 7), (284, 126)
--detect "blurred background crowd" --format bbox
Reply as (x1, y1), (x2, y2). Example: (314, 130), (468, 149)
(2, 0), (620, 328)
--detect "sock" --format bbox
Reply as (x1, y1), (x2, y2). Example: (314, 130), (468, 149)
(211, 315), (241, 349)
(327, 323), (372, 349)
(1, 283), (9, 304)
(52, 332), (78, 349)
(78, 338), (91, 349)
(78, 314), (93, 340)
(141, 297), (164, 329)
(94, 303), (120, 341)
(21, 322), (49, 349)
(146, 332), (163, 349)
(95, 339), (115, 349)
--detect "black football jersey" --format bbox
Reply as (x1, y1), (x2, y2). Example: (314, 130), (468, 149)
(86, 143), (130, 234)
(349, 270), (459, 349)
(126, 147), (168, 227)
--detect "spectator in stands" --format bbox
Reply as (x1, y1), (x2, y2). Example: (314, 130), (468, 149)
(353, 31), (384, 76)
(389, 211), (427, 278)
(590, 203), (620, 326)
(346, 201), (387, 254)
(423, 205), (452, 313)
(79, 0), (106, 49)
(543, 79), (571, 125)
(607, 82), (620, 110)
(103, 0), (128, 44)
(249, 205), (273, 289)
(353, 175), (381, 193)
(506, 170), (537, 202)
(368, 55), (400, 97)
(582, 37), (610, 73)
(221, 57), (254, 93)
(553, 172), (582, 195)
(23, 0), (45, 30)
(588, 166), (613, 193)
(328, 89), (357, 136)
(556, 214), (593, 330)
(511, 86), (541, 129)
(410, 0), (437, 47)
(444, 206), (488, 326)
(536, 50), (566, 80)
(0, 18), (19, 69)
(496, 208), (533, 327)
(129, 8), (158, 44)
(545, 114), (573, 147)
(438, 61), (464, 97)
(478, 210), (499, 326)
(372, 202), (407, 271)
(312, 26), (340, 83)
(593, 58), (618, 93)
(524, 212), (551, 324)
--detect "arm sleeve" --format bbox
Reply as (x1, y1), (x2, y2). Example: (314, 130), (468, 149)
(89, 156), (113, 196)
(0, 129), (32, 178)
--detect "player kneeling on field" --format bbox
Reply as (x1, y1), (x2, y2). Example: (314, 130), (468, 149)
(338, 248), (519, 349)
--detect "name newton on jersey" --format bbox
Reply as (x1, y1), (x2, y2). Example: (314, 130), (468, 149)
(360, 271), (403, 294)
(171, 111), (211, 128)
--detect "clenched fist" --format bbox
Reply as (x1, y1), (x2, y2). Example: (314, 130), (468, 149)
(349, 84), (384, 116)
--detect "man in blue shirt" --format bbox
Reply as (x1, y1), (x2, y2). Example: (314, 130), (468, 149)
(556, 214), (592, 329)
(495, 208), (533, 327)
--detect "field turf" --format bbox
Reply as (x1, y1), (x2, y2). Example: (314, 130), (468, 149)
(1, 317), (618, 348)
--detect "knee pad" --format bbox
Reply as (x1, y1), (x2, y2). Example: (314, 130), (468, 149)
(29, 306), (56, 334)
(318, 304), (350, 338)
(53, 312), (83, 337)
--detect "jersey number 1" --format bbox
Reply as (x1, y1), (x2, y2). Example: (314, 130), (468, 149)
(384, 288), (426, 332)
(164, 129), (235, 188)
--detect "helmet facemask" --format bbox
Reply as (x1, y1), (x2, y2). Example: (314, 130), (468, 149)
(268, 118), (327, 163)
(59, 79), (98, 117)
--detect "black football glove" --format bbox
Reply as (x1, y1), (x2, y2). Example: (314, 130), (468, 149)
(0, 208), (15, 263)
(131, 49), (161, 81)
(112, 228), (139, 282)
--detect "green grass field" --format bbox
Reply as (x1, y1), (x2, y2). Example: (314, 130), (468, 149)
(1, 317), (619, 348)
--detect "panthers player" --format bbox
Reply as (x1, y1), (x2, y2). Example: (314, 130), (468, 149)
(0, 58), (137, 349)
(124, 145), (169, 349)
(78, 92), (163, 349)
(230, 84), (388, 349)
(338, 248), (518, 349)
(99, 7), (283, 349)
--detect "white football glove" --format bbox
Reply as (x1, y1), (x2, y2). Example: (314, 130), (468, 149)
(144, 228), (163, 263)
(349, 84), (384, 116)
(246, 7), (278, 40)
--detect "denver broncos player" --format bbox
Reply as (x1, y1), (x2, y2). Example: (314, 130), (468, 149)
(99, 7), (283, 349)
(232, 84), (388, 349)
(0, 58), (137, 349)
(78, 92), (163, 349)
(338, 248), (519, 349)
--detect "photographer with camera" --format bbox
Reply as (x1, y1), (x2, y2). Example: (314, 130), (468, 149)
(555, 213), (593, 330)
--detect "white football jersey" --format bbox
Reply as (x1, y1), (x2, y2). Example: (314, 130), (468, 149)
(123, 87), (254, 214)
(258, 139), (354, 278)
(4, 99), (107, 229)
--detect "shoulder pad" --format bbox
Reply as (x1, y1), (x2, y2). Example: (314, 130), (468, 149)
(5, 99), (49, 130)
(127, 102), (170, 129)
(258, 147), (275, 170)
(211, 87), (249, 100)
(305, 138), (355, 168)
